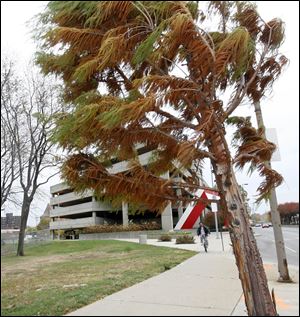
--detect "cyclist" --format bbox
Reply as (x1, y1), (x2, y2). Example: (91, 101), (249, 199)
(197, 222), (210, 251)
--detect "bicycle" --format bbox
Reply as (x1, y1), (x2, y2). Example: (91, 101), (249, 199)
(200, 234), (209, 252)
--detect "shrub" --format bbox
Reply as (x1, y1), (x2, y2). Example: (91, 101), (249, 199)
(82, 222), (161, 234)
(202, 210), (226, 229)
(62, 229), (81, 239)
(158, 234), (172, 242)
(37, 217), (50, 230)
(175, 235), (195, 244)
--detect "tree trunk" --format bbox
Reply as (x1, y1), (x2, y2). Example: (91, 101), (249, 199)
(17, 197), (31, 256)
(220, 170), (276, 315)
(208, 130), (277, 315)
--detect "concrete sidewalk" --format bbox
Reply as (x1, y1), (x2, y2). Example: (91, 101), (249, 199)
(66, 233), (299, 316)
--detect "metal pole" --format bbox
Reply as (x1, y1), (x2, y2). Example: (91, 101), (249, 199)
(214, 211), (220, 239)
(219, 213), (224, 251)
(211, 164), (219, 239)
(254, 101), (291, 281)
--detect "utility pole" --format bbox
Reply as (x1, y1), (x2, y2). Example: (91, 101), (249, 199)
(254, 101), (291, 282)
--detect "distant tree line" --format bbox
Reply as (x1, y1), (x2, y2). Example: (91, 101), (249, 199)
(251, 202), (299, 225)
(278, 202), (299, 225)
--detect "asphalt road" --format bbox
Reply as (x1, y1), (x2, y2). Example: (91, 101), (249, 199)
(253, 226), (299, 267)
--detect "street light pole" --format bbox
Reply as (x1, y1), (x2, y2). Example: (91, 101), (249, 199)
(254, 101), (291, 282)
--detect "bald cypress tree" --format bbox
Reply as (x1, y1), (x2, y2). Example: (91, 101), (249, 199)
(35, 2), (287, 315)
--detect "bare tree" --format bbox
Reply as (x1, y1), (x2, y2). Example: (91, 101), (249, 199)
(1, 60), (62, 256)
(1, 111), (20, 207)
(1, 59), (21, 208)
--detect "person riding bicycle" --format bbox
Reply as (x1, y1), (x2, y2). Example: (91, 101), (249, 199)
(197, 222), (210, 245)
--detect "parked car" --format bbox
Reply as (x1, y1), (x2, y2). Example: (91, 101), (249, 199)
(262, 223), (269, 228)
(24, 234), (32, 241)
(255, 223), (261, 227)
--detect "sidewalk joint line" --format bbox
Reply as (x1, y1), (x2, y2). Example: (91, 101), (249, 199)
(229, 292), (244, 316)
(107, 298), (219, 310)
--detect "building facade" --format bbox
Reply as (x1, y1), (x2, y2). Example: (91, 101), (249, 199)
(1, 213), (21, 230)
(49, 148), (209, 238)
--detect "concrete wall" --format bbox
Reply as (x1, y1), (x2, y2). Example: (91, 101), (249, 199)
(50, 216), (104, 230)
(50, 201), (112, 217)
(50, 190), (94, 205)
(50, 182), (71, 194)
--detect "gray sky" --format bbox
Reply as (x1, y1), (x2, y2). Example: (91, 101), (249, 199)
(1, 1), (299, 225)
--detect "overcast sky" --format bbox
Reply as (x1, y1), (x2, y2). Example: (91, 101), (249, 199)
(1, 1), (299, 226)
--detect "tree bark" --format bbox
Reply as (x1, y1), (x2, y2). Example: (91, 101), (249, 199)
(17, 197), (31, 256)
(219, 169), (277, 315)
(208, 130), (277, 315)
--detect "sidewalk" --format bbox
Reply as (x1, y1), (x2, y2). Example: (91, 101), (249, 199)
(66, 233), (299, 316)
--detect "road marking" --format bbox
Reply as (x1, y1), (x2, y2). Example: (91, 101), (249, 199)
(285, 246), (297, 253)
(274, 295), (291, 309)
(263, 263), (274, 270)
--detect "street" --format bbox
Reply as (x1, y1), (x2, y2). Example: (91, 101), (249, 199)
(253, 226), (299, 267)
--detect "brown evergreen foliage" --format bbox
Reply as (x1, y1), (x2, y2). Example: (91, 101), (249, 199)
(35, 1), (286, 213)
(34, 1), (288, 315)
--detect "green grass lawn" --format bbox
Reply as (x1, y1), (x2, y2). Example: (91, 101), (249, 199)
(1, 240), (196, 316)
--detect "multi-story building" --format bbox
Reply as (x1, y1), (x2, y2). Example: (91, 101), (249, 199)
(49, 147), (210, 238)
(1, 213), (21, 230)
